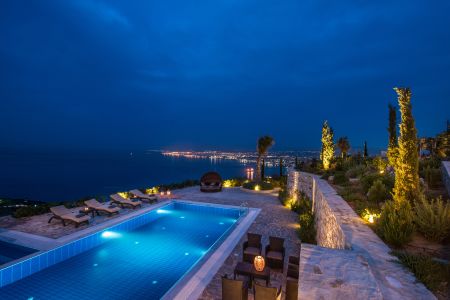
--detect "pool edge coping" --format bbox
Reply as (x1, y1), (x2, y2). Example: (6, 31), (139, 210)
(169, 206), (260, 300)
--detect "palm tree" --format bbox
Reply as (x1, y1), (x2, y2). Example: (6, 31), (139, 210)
(337, 137), (350, 159)
(256, 136), (274, 181)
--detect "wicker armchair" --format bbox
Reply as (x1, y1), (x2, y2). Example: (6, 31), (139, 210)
(222, 274), (248, 300)
(243, 233), (262, 263)
(285, 279), (298, 300)
(265, 236), (285, 270)
(253, 281), (281, 300)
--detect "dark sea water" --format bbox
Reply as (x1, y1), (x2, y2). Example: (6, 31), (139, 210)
(0, 150), (281, 202)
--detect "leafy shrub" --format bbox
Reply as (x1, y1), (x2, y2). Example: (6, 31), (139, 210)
(377, 200), (415, 247)
(333, 171), (349, 185)
(278, 189), (288, 205)
(345, 165), (367, 179)
(419, 156), (442, 173)
(414, 196), (450, 242)
(298, 212), (316, 244)
(13, 205), (50, 218)
(367, 180), (389, 203)
(223, 178), (246, 187)
(158, 179), (200, 190)
(423, 166), (442, 189)
(360, 173), (394, 194)
(372, 156), (388, 173)
(242, 181), (273, 190)
(393, 251), (450, 293)
(289, 191), (312, 214)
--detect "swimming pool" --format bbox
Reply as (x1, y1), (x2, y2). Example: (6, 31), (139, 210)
(0, 240), (37, 266)
(0, 201), (243, 299)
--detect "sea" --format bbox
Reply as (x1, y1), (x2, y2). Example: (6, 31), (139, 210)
(0, 150), (315, 203)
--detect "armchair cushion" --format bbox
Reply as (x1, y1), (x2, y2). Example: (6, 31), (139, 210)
(247, 233), (262, 248)
(266, 251), (283, 261)
(244, 246), (261, 256)
(269, 236), (284, 252)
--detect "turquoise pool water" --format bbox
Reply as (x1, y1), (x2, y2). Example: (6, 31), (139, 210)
(0, 202), (241, 299)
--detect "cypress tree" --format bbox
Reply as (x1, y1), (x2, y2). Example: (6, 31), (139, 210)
(321, 120), (334, 170)
(392, 88), (419, 203)
(261, 158), (265, 181)
(387, 104), (398, 168)
(363, 141), (368, 158)
(279, 158), (283, 177)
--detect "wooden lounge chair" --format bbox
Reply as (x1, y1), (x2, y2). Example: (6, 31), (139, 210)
(110, 194), (142, 209)
(129, 189), (157, 203)
(48, 206), (90, 228)
(85, 199), (120, 216)
(285, 279), (298, 300)
(243, 232), (262, 263)
(253, 281), (281, 300)
(222, 275), (248, 300)
(265, 236), (285, 270)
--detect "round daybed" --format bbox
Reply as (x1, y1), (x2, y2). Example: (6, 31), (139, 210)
(200, 171), (223, 192)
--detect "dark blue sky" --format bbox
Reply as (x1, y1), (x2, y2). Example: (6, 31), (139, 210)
(1, 0), (449, 152)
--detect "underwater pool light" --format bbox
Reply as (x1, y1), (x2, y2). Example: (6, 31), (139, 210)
(101, 231), (121, 239)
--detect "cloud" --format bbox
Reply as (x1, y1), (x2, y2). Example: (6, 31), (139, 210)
(71, 0), (130, 28)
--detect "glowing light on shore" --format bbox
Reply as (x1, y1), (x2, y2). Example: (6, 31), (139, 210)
(254, 185), (260, 191)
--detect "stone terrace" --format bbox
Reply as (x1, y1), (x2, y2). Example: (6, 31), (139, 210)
(172, 187), (301, 300)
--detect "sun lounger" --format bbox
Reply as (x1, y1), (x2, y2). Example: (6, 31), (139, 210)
(129, 189), (157, 203)
(110, 194), (142, 209)
(85, 199), (120, 216)
(48, 205), (90, 228)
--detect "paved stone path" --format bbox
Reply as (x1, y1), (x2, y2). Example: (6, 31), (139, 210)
(172, 187), (301, 300)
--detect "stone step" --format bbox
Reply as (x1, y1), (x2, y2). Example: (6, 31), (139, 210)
(299, 243), (383, 300)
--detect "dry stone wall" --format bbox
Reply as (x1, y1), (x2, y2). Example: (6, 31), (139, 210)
(289, 169), (436, 299)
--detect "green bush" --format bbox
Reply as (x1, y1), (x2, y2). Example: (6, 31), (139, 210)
(242, 181), (273, 190)
(13, 205), (50, 218)
(333, 171), (349, 185)
(414, 196), (450, 242)
(423, 166), (442, 189)
(278, 189), (288, 205)
(360, 173), (394, 194)
(367, 180), (389, 203)
(377, 200), (415, 247)
(289, 191), (312, 214)
(393, 251), (450, 293)
(345, 165), (367, 179)
(298, 212), (316, 244)
(223, 178), (246, 187)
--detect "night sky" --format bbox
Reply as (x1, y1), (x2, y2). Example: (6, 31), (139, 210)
(1, 0), (449, 152)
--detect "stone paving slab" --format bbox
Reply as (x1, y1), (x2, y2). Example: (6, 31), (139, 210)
(300, 244), (382, 300)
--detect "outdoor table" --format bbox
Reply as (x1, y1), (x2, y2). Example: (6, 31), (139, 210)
(234, 261), (270, 288)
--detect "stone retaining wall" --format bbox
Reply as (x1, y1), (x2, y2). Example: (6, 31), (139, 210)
(288, 169), (347, 249)
(442, 161), (450, 196)
(288, 169), (436, 299)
